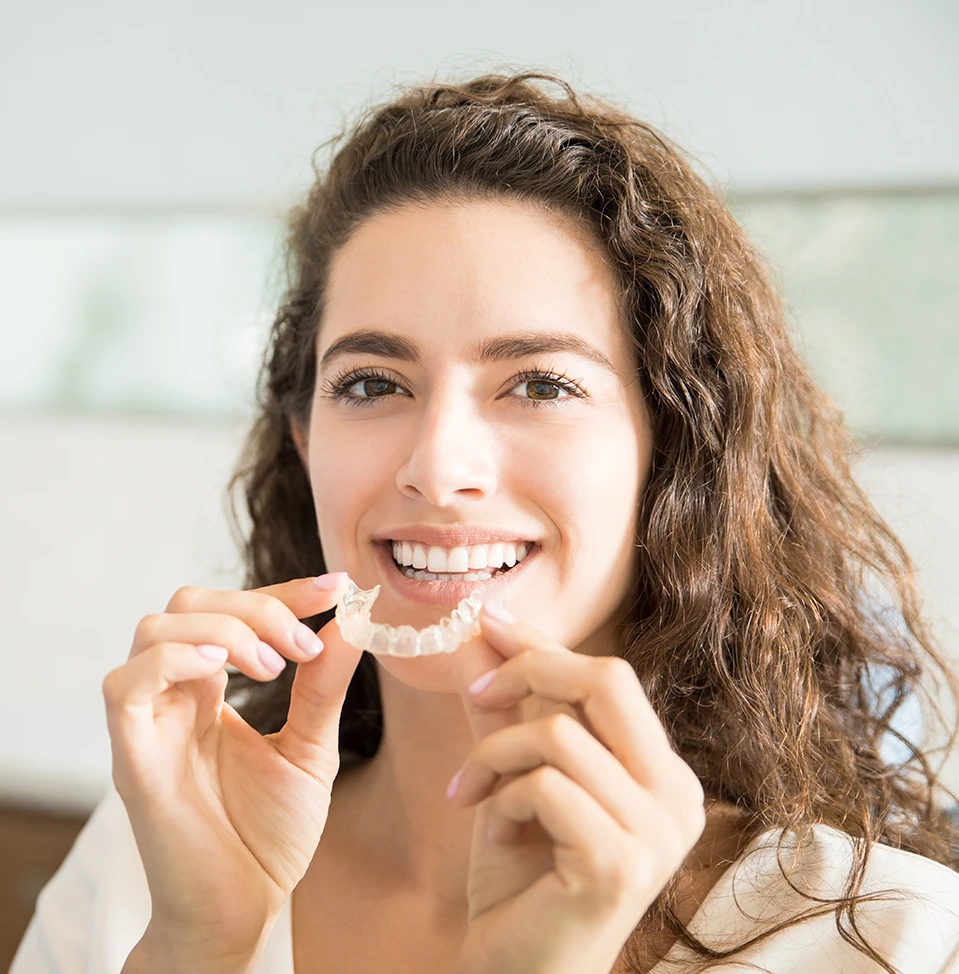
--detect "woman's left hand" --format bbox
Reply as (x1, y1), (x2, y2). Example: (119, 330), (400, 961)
(449, 605), (707, 974)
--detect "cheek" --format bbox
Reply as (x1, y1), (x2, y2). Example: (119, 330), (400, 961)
(504, 416), (646, 643)
(308, 423), (392, 556)
(523, 416), (647, 553)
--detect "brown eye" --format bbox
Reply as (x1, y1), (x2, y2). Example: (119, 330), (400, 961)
(504, 371), (582, 407)
(350, 378), (398, 398)
(526, 380), (561, 400)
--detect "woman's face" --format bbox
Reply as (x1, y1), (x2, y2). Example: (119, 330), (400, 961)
(295, 198), (653, 688)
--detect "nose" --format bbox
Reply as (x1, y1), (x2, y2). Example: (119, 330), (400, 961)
(396, 387), (498, 506)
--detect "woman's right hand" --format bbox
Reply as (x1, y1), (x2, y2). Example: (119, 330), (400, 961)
(102, 572), (361, 969)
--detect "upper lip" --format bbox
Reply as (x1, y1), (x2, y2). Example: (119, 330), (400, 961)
(373, 525), (538, 548)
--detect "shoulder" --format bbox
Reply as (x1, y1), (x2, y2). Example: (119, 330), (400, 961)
(659, 823), (959, 973)
(732, 822), (959, 904)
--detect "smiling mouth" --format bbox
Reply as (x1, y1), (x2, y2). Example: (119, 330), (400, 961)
(388, 540), (533, 581)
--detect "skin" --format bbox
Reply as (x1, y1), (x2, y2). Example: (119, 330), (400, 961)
(286, 199), (739, 971)
(290, 198), (655, 905)
(105, 196), (737, 973)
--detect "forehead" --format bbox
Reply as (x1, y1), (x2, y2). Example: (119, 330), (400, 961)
(318, 199), (632, 370)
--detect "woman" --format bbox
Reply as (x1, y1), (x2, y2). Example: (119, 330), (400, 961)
(13, 71), (959, 974)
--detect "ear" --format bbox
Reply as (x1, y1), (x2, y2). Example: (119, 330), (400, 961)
(289, 416), (310, 472)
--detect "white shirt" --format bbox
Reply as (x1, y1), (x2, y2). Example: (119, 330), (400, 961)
(11, 787), (959, 973)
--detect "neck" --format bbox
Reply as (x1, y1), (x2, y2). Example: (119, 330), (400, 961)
(321, 621), (744, 918)
(326, 665), (478, 905)
(325, 621), (622, 903)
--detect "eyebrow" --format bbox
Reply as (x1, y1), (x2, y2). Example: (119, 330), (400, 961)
(319, 329), (617, 374)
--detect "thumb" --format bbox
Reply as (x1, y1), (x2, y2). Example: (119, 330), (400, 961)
(271, 614), (364, 779)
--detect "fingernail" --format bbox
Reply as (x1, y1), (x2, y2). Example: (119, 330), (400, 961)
(468, 668), (497, 695)
(257, 641), (287, 674)
(445, 769), (462, 800)
(293, 623), (324, 657)
(482, 601), (514, 624)
(196, 644), (229, 662)
(313, 572), (348, 590)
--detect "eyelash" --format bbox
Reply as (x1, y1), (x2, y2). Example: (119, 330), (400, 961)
(320, 365), (589, 409)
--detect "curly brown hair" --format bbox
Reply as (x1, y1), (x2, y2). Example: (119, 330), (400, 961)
(224, 70), (959, 972)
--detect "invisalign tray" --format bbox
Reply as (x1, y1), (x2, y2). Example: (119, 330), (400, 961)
(335, 578), (492, 656)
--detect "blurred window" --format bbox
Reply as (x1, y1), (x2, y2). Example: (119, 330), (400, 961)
(2, 190), (957, 442)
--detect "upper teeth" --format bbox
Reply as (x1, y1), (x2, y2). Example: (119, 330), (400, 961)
(390, 541), (530, 574)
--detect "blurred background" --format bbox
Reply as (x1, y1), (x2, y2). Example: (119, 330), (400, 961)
(1, 0), (958, 961)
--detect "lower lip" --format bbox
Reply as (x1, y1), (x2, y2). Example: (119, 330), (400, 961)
(372, 542), (537, 608)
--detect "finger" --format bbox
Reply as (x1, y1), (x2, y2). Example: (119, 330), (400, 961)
(194, 668), (230, 739)
(162, 573), (348, 651)
(450, 604), (530, 743)
(167, 572), (349, 619)
(487, 768), (694, 903)
(103, 642), (231, 771)
(476, 602), (569, 662)
(452, 633), (523, 744)
(485, 766), (631, 878)
(474, 611), (678, 790)
(270, 614), (365, 779)
(105, 641), (231, 710)
(149, 573), (349, 677)
(166, 572), (348, 642)
(132, 611), (306, 681)
(449, 713), (645, 833)
(164, 573), (348, 618)
(253, 571), (349, 616)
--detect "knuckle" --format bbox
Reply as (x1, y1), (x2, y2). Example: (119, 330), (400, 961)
(165, 585), (203, 612)
(687, 771), (706, 807)
(255, 595), (296, 634)
(216, 615), (252, 650)
(529, 763), (564, 796)
(101, 667), (124, 706)
(687, 802), (707, 841)
(243, 588), (282, 614)
(469, 737), (494, 770)
(516, 647), (538, 672)
(602, 655), (637, 685)
(673, 756), (705, 803)
(677, 779), (707, 835)
(133, 613), (163, 646)
(232, 591), (293, 646)
(668, 826), (693, 868)
(541, 712), (580, 750)
(290, 679), (332, 714)
(656, 809), (697, 865)
(575, 837), (640, 902)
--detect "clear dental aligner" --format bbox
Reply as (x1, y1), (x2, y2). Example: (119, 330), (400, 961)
(335, 579), (489, 657)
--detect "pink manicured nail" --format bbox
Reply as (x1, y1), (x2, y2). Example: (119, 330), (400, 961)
(313, 572), (348, 590)
(196, 644), (229, 662)
(446, 770), (462, 799)
(469, 668), (497, 695)
(257, 641), (286, 675)
(293, 623), (324, 657)
(482, 601), (514, 624)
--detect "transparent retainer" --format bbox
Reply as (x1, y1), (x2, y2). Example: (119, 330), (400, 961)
(335, 578), (491, 657)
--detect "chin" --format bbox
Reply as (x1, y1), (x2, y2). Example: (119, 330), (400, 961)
(373, 650), (463, 694)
